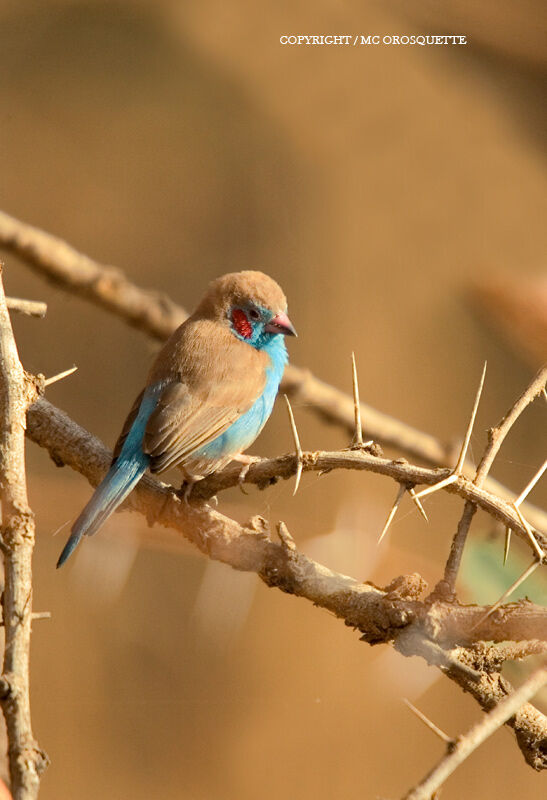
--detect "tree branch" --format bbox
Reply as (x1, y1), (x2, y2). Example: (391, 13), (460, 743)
(437, 366), (547, 599)
(403, 662), (547, 798)
(0, 210), (185, 340)
(5, 299), (47, 319)
(0, 268), (48, 798)
(194, 452), (547, 556)
(475, 365), (547, 488)
(24, 396), (547, 768)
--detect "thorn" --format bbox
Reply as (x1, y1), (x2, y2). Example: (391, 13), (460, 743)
(503, 528), (511, 566)
(409, 487), (429, 523)
(378, 484), (406, 544)
(472, 559), (540, 630)
(283, 395), (303, 496)
(403, 699), (453, 745)
(413, 473), (458, 501)
(44, 365), (78, 387)
(277, 521), (297, 552)
(412, 365), (486, 503)
(514, 459), (547, 507)
(512, 503), (545, 561)
(351, 351), (363, 447)
(456, 361), (487, 475)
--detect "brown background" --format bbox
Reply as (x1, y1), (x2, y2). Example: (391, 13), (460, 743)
(1, 1), (546, 798)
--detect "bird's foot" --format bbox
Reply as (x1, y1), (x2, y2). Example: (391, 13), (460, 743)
(231, 454), (262, 494)
(180, 476), (203, 504)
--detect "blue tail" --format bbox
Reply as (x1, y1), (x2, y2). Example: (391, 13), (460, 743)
(57, 384), (162, 568)
(56, 452), (148, 567)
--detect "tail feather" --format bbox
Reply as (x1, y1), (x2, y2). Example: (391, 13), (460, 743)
(56, 452), (148, 568)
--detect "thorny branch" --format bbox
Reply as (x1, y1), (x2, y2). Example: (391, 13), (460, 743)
(25, 396), (547, 770)
(0, 211), (546, 787)
(475, 367), (547, 488)
(1, 209), (545, 533)
(437, 365), (547, 601)
(0, 268), (48, 798)
(403, 662), (547, 799)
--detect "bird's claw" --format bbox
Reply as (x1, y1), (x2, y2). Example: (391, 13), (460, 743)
(231, 454), (261, 494)
(181, 479), (197, 504)
(238, 463), (252, 494)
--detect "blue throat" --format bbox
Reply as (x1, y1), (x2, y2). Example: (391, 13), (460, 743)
(195, 333), (288, 460)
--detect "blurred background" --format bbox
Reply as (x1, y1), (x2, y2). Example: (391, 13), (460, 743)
(1, 1), (546, 798)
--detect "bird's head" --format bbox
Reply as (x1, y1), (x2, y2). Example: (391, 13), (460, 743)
(197, 271), (297, 350)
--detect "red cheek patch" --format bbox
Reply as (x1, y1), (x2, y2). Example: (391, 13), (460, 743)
(231, 309), (253, 339)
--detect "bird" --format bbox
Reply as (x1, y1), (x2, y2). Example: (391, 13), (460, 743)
(57, 270), (296, 568)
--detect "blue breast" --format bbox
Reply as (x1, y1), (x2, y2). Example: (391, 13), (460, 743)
(194, 336), (288, 460)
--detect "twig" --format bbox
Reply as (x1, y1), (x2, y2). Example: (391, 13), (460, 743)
(283, 395), (303, 496)
(3, 210), (546, 533)
(186, 449), (546, 557)
(5, 298), (47, 318)
(438, 364), (545, 598)
(402, 662), (547, 799)
(403, 699), (453, 745)
(474, 366), (547, 488)
(0, 268), (48, 797)
(0, 210), (186, 339)
(440, 500), (477, 599)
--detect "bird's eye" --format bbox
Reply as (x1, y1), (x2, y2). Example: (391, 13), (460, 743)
(248, 308), (260, 321)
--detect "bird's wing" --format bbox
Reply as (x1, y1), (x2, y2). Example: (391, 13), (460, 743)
(144, 360), (267, 474)
(113, 318), (270, 474)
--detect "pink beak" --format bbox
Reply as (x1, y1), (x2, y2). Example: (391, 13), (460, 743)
(264, 311), (297, 337)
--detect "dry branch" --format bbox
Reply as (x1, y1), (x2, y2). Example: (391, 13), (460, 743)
(433, 365), (546, 599)
(0, 210), (185, 339)
(24, 396), (547, 768)
(403, 663), (547, 798)
(186, 452), (547, 556)
(475, 365), (547, 488)
(0, 269), (48, 798)
(5, 299), (46, 319)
